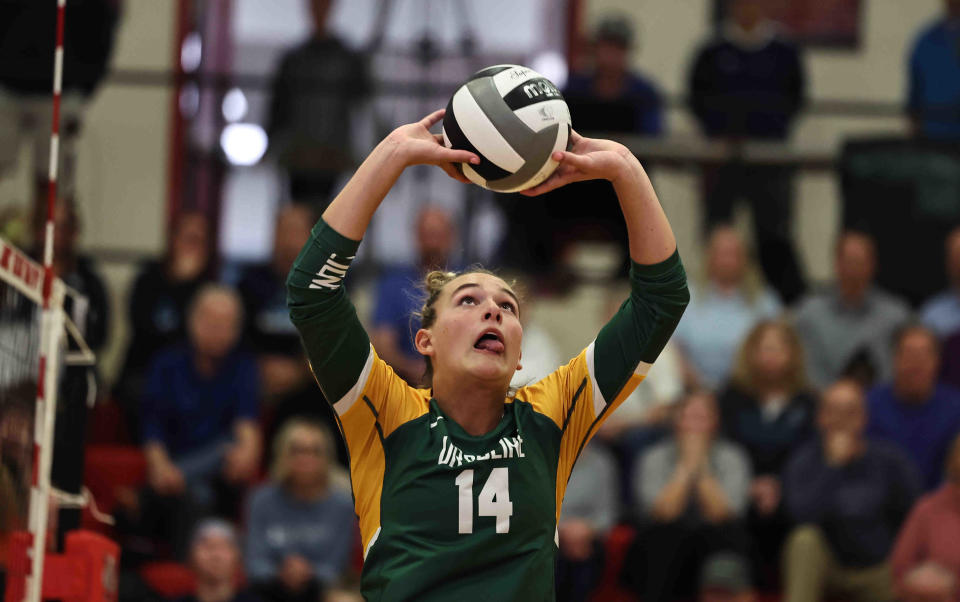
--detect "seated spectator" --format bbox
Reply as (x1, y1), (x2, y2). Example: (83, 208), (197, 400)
(868, 324), (960, 490)
(794, 230), (911, 390)
(699, 551), (756, 602)
(622, 391), (752, 602)
(907, 0), (960, 141)
(900, 563), (958, 602)
(921, 227), (960, 338)
(556, 441), (618, 602)
(673, 226), (780, 390)
(236, 205), (345, 465)
(116, 211), (212, 438)
(720, 320), (814, 585)
(371, 206), (455, 385)
(125, 285), (261, 559)
(245, 419), (355, 602)
(175, 519), (262, 602)
(783, 379), (920, 602)
(891, 433), (960, 600)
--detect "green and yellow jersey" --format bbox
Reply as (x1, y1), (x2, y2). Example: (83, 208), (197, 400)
(287, 219), (688, 601)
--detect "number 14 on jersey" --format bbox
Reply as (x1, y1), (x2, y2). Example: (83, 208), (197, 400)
(455, 468), (513, 534)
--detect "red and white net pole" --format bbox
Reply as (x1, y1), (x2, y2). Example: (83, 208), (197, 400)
(26, 1), (68, 600)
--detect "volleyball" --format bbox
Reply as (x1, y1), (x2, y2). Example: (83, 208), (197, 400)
(442, 65), (572, 193)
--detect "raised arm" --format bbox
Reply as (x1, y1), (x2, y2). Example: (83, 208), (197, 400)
(286, 111), (478, 404)
(524, 132), (688, 406)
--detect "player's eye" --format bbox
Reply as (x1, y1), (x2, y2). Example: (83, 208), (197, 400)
(458, 295), (475, 306)
(499, 301), (516, 313)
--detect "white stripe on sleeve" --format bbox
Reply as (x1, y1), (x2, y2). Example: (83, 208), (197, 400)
(332, 345), (374, 416)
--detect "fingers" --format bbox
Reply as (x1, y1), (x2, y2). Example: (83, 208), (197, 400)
(419, 109), (446, 130)
(568, 129), (584, 146)
(440, 148), (480, 165)
(520, 170), (577, 196)
(552, 150), (591, 169)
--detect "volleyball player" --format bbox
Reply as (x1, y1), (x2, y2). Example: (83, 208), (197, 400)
(286, 109), (689, 600)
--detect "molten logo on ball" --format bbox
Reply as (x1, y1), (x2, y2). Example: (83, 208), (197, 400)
(442, 64), (572, 193)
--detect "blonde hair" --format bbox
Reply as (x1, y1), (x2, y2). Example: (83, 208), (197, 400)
(730, 320), (807, 397)
(414, 267), (520, 387)
(270, 419), (348, 492)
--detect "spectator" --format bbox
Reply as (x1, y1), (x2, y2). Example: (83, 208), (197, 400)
(175, 519), (261, 602)
(794, 230), (911, 390)
(719, 320), (814, 584)
(699, 551), (756, 602)
(267, 0), (371, 208)
(868, 324), (960, 490)
(891, 433), (960, 600)
(236, 205), (344, 464)
(907, 0), (960, 141)
(783, 379), (920, 602)
(556, 442), (618, 602)
(900, 563), (958, 602)
(245, 419), (355, 602)
(565, 14), (664, 136)
(688, 0), (806, 303)
(136, 284), (261, 553)
(921, 227), (960, 338)
(623, 392), (752, 602)
(0, 0), (120, 204)
(371, 206), (456, 385)
(116, 211), (213, 439)
(673, 226), (780, 390)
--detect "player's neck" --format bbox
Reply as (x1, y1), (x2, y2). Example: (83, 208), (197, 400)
(433, 377), (507, 437)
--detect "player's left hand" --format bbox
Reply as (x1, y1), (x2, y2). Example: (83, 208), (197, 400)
(519, 130), (636, 196)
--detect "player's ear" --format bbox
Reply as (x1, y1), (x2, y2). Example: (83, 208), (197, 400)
(414, 328), (434, 357)
(516, 350), (522, 372)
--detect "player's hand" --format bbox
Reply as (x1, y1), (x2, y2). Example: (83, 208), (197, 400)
(387, 109), (479, 183)
(519, 130), (636, 196)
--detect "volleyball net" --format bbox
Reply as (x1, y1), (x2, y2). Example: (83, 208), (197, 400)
(0, 236), (111, 602)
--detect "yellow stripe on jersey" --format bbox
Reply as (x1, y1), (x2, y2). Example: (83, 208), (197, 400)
(515, 344), (650, 522)
(336, 345), (431, 555)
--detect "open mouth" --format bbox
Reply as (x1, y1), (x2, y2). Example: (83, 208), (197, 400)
(474, 330), (505, 354)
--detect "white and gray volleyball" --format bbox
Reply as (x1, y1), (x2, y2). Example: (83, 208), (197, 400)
(442, 65), (572, 193)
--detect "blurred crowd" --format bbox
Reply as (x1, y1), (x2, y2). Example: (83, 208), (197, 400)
(1, 0), (960, 601)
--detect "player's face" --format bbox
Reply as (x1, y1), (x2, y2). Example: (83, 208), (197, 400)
(422, 273), (523, 386)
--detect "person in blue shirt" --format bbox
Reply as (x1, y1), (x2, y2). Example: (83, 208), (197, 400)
(137, 284), (261, 546)
(371, 206), (456, 385)
(908, 0), (960, 141)
(867, 324), (960, 491)
(246, 419), (356, 602)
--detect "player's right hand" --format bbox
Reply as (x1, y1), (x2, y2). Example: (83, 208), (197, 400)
(386, 109), (479, 183)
